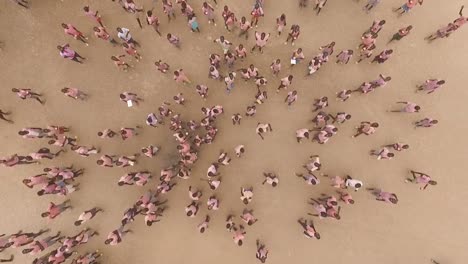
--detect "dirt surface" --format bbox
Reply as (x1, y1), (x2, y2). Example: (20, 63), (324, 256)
(1, 0), (467, 263)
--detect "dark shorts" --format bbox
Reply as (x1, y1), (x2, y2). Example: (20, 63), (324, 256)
(392, 33), (403, 41)
(401, 4), (411, 12)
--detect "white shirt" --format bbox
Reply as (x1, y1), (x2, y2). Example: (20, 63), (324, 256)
(346, 179), (363, 191)
(118, 28), (131, 41)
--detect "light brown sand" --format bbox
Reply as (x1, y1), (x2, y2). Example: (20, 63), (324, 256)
(1, 0), (468, 263)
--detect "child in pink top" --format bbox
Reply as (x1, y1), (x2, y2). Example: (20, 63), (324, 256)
(453, 5), (467, 29)
(162, 0), (176, 21)
(368, 188), (398, 204)
(251, 32), (270, 53)
(104, 226), (131, 246)
(41, 200), (72, 219)
(122, 42), (142, 61)
(120, 127), (140, 140)
(394, 0), (424, 16)
(370, 147), (395, 160)
(22, 232), (62, 255)
(235, 44), (247, 59)
(9, 230), (48, 248)
(390, 101), (420, 113)
(146, 10), (161, 36)
(173, 69), (191, 84)
(285, 25), (300, 45)
(57, 44), (85, 63)
(238, 16), (251, 38)
(353, 121), (379, 137)
(276, 14), (287, 36)
(232, 225), (246, 246)
(406, 170), (437, 190)
(414, 118), (438, 128)
(61, 87), (87, 100)
(111, 55), (130, 71)
(93, 26), (118, 45)
(167, 33), (180, 48)
(83, 6), (104, 27)
(285, 90), (298, 106)
(417, 79), (445, 94)
(202, 2), (216, 25)
(336, 50), (353, 64)
(277, 75), (293, 92)
(270, 59), (281, 75)
(224, 13), (237, 32)
(250, 3), (264, 27)
(155, 60), (170, 73)
(298, 218), (320, 239)
(11, 88), (45, 104)
(62, 23), (88, 46)
(28, 148), (63, 160)
(22, 174), (49, 188)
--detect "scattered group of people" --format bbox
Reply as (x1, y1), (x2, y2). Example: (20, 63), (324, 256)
(2, 0), (461, 263)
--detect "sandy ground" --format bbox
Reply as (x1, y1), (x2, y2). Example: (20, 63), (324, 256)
(1, 0), (468, 263)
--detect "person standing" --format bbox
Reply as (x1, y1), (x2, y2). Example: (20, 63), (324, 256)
(57, 44), (85, 63)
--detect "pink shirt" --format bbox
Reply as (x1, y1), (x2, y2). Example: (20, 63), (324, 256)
(60, 46), (75, 58)
(454, 17), (467, 27)
(64, 24), (80, 37)
(240, 20), (251, 31)
(147, 15), (159, 25)
(271, 62), (281, 72)
(416, 175), (431, 184)
(378, 191), (396, 203)
(202, 4), (215, 19)
(404, 102), (418, 112)
(48, 203), (61, 218)
(85, 9), (100, 22)
(337, 50), (351, 62)
(255, 32), (269, 47)
(10, 235), (32, 248)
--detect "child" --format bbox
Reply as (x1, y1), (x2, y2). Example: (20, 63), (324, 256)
(11, 88), (45, 104)
(62, 23), (88, 46)
(251, 32), (270, 53)
(122, 43), (142, 61)
(111, 55), (131, 71)
(57, 44), (85, 63)
(250, 3), (264, 27)
(388, 25), (413, 43)
(155, 60), (170, 73)
(285, 25), (300, 45)
(162, 0), (176, 21)
(61, 87), (87, 100)
(202, 2), (216, 25)
(239, 17), (252, 39)
(270, 59), (281, 75)
(93, 26), (118, 45)
(167, 33), (181, 48)
(276, 14), (287, 36)
(83, 5), (104, 27)
(146, 10), (162, 36)
(371, 49), (393, 64)
(188, 15), (200, 32)
(224, 72), (237, 93)
(336, 50), (353, 64)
